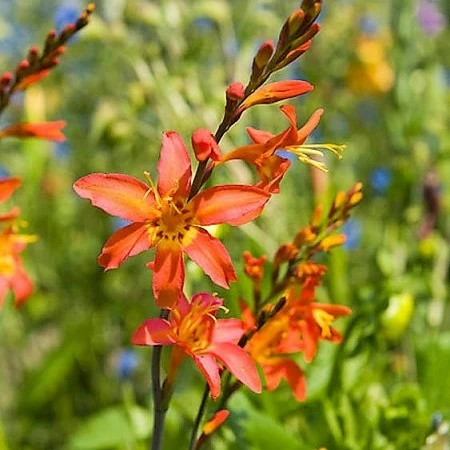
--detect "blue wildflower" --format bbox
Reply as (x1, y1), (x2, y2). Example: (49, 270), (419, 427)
(194, 17), (215, 32)
(370, 167), (391, 195)
(0, 166), (10, 178)
(343, 219), (361, 250)
(359, 14), (380, 36)
(117, 349), (138, 380)
(54, 2), (80, 33)
(54, 142), (71, 160)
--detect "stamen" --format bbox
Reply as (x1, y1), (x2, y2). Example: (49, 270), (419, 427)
(143, 171), (162, 204)
(284, 143), (346, 172)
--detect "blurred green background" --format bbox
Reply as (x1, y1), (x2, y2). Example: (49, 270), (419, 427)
(0, 0), (449, 449)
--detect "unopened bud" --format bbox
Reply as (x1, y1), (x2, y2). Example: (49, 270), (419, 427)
(27, 46), (39, 65)
(191, 128), (221, 162)
(226, 82), (245, 101)
(0, 72), (13, 87)
(318, 234), (346, 251)
(274, 243), (298, 265)
(310, 204), (323, 229)
(60, 23), (76, 42)
(287, 9), (305, 39)
(16, 60), (30, 77)
(348, 182), (363, 206)
(76, 3), (96, 30)
(253, 40), (274, 70)
(329, 191), (346, 218)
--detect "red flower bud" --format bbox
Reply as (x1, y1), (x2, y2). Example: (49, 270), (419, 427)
(226, 82), (245, 101)
(0, 72), (13, 87)
(191, 129), (221, 162)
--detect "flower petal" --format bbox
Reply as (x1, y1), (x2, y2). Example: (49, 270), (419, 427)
(0, 177), (21, 202)
(11, 264), (33, 308)
(209, 342), (261, 393)
(183, 228), (236, 289)
(74, 173), (158, 222)
(153, 241), (185, 309)
(240, 80), (313, 110)
(157, 131), (192, 198)
(0, 278), (9, 310)
(296, 108), (323, 143)
(193, 185), (269, 226)
(0, 121), (66, 142)
(212, 319), (245, 344)
(263, 358), (306, 401)
(246, 127), (274, 144)
(98, 223), (150, 270)
(193, 353), (221, 399)
(202, 410), (230, 435)
(131, 318), (173, 345)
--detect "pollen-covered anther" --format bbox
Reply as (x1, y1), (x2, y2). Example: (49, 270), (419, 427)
(285, 143), (345, 172)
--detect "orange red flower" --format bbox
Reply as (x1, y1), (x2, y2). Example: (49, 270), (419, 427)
(132, 292), (261, 399)
(0, 177), (36, 309)
(218, 104), (343, 192)
(0, 121), (66, 142)
(74, 131), (270, 308)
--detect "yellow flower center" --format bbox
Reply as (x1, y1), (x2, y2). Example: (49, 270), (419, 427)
(312, 308), (335, 338)
(144, 171), (197, 246)
(171, 299), (222, 354)
(0, 254), (15, 276)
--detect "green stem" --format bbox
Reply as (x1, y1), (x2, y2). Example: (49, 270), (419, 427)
(188, 384), (210, 450)
(150, 309), (169, 450)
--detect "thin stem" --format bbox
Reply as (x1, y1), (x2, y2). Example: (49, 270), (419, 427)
(150, 346), (165, 450)
(150, 309), (169, 450)
(189, 384), (210, 450)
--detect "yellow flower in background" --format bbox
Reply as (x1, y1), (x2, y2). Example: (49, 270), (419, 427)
(347, 35), (394, 94)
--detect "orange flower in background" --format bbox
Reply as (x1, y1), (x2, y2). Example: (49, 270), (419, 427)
(0, 121), (66, 142)
(218, 104), (344, 192)
(347, 35), (394, 94)
(240, 300), (307, 401)
(74, 131), (270, 308)
(132, 292), (261, 399)
(285, 281), (352, 362)
(0, 226), (35, 309)
(0, 177), (36, 309)
(0, 177), (22, 203)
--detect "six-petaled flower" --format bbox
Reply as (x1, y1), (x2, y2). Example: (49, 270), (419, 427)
(74, 131), (270, 308)
(132, 292), (261, 399)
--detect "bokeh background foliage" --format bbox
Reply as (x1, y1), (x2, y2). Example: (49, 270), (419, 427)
(0, 0), (449, 449)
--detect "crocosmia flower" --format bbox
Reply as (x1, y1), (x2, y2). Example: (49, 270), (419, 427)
(73, 131), (270, 308)
(0, 227), (35, 309)
(240, 300), (307, 401)
(0, 177), (36, 309)
(218, 105), (344, 192)
(0, 121), (66, 142)
(132, 292), (261, 399)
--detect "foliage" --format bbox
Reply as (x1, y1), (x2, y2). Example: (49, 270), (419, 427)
(0, 0), (449, 449)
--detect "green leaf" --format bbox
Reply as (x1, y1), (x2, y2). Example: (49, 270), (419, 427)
(68, 407), (135, 450)
(229, 394), (307, 450)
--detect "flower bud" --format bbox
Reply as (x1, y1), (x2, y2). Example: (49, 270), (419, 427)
(226, 81), (245, 101)
(253, 40), (274, 71)
(191, 128), (221, 162)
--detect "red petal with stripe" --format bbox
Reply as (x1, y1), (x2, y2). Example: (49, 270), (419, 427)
(74, 173), (158, 222)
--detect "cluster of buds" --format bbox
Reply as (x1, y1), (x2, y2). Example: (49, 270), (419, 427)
(234, 185), (363, 401)
(0, 178), (36, 309)
(0, 4), (95, 142)
(69, 2), (361, 449)
(219, 0), (322, 140)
